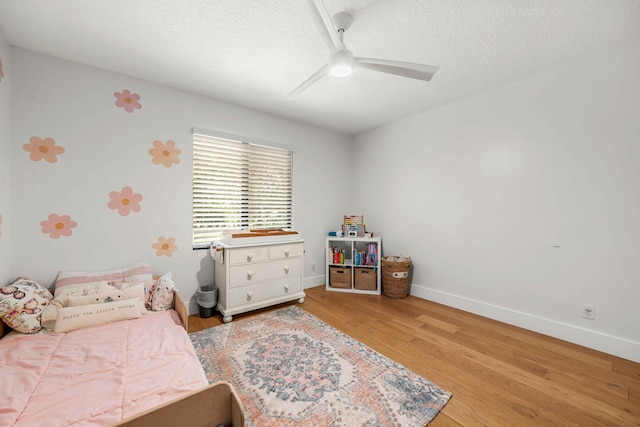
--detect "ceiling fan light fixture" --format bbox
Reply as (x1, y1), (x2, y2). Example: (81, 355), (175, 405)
(331, 64), (352, 78)
(330, 49), (354, 78)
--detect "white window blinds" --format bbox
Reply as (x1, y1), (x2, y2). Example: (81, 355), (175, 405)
(192, 131), (294, 246)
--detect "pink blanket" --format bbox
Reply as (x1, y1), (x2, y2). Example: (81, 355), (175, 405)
(0, 310), (206, 426)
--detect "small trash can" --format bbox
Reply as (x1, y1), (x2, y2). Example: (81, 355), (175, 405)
(196, 285), (217, 318)
(381, 256), (412, 299)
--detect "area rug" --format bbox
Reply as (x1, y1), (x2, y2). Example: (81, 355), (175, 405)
(189, 306), (451, 426)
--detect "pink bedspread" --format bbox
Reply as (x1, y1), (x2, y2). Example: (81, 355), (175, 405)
(0, 310), (207, 426)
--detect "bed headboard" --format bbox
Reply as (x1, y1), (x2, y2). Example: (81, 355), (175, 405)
(0, 321), (6, 339)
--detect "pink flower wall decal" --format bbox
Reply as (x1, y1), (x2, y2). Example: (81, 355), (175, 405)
(108, 186), (143, 216)
(149, 140), (181, 167)
(40, 214), (77, 239)
(23, 136), (65, 163)
(152, 236), (177, 257)
(0, 58), (4, 82)
(114, 89), (142, 113)
(0, 213), (3, 238)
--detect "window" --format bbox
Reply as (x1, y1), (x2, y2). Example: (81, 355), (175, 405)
(192, 130), (294, 247)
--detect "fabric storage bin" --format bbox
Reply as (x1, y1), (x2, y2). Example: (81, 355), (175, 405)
(354, 268), (376, 290)
(329, 266), (351, 289)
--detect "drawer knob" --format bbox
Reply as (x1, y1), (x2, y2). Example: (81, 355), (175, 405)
(246, 253), (253, 262)
(284, 266), (290, 274)
(284, 249), (290, 257)
(247, 270), (254, 280)
(284, 284), (289, 292)
(246, 291), (253, 301)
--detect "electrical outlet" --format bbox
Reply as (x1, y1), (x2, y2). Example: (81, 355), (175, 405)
(311, 263), (316, 272)
(582, 304), (596, 320)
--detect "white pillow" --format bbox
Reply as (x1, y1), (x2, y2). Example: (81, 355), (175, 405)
(54, 298), (142, 333)
(110, 280), (156, 310)
(41, 299), (63, 331)
(66, 283), (147, 314)
(55, 282), (115, 301)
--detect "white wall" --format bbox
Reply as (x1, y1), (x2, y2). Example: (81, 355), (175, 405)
(0, 34), (11, 284)
(10, 48), (351, 312)
(8, 39), (639, 363)
(352, 41), (640, 362)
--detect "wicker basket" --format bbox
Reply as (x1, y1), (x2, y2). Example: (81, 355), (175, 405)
(381, 256), (412, 299)
(329, 266), (352, 289)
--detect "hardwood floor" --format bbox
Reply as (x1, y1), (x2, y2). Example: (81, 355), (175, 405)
(188, 285), (640, 426)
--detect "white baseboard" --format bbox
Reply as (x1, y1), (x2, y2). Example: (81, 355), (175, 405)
(410, 284), (640, 363)
(304, 274), (326, 289)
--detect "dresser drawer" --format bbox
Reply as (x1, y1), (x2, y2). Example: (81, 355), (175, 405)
(270, 243), (304, 260)
(229, 277), (302, 307)
(228, 246), (268, 265)
(229, 258), (302, 287)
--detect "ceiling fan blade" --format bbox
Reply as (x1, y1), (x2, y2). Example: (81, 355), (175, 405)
(307, 0), (344, 52)
(354, 58), (439, 81)
(286, 63), (330, 99)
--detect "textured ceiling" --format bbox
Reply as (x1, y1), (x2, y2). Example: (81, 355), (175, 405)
(1, 0), (639, 135)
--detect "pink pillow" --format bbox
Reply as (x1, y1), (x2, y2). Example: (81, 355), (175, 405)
(54, 262), (152, 299)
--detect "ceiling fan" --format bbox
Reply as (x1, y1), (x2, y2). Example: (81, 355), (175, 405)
(287, 0), (439, 99)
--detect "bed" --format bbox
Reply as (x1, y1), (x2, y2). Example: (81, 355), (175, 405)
(0, 263), (244, 427)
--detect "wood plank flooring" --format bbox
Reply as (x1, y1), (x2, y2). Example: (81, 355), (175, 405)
(188, 285), (640, 426)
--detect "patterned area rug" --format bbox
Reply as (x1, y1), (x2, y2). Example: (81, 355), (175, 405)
(189, 306), (451, 426)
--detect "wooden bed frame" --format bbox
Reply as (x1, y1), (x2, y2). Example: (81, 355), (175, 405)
(172, 290), (190, 331)
(1, 290), (245, 426)
(113, 381), (244, 427)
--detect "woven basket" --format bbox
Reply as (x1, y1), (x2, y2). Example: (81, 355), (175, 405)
(381, 256), (412, 299)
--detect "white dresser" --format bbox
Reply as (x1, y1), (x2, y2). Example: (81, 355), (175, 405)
(214, 239), (305, 322)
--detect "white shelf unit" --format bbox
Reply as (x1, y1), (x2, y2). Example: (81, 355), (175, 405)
(325, 236), (381, 295)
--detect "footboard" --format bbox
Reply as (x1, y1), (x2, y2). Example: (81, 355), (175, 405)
(111, 381), (245, 427)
